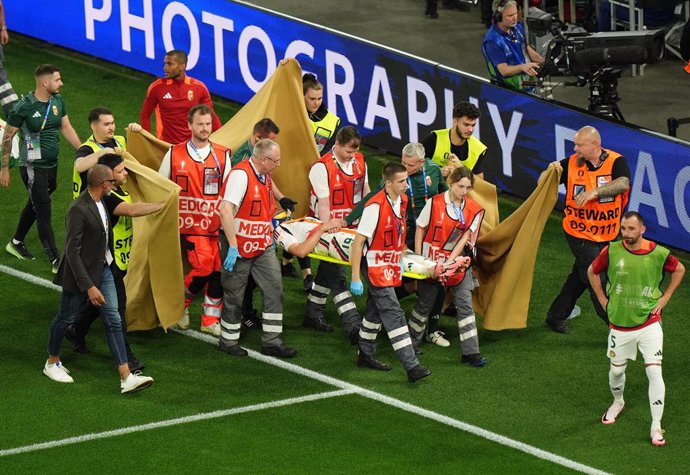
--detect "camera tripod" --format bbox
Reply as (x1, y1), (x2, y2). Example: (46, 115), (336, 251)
(586, 67), (625, 122)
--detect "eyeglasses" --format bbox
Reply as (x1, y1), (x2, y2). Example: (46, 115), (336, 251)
(261, 155), (281, 165)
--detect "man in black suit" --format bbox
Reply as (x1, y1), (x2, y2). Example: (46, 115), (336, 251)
(43, 164), (154, 394)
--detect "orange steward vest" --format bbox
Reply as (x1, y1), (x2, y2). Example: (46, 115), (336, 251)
(310, 151), (366, 223)
(563, 149), (628, 242)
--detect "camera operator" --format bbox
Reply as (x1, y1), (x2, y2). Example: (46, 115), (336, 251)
(481, 0), (544, 91)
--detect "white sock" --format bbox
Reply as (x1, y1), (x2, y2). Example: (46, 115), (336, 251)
(646, 365), (665, 429)
(609, 363), (627, 404)
(12, 238), (21, 245)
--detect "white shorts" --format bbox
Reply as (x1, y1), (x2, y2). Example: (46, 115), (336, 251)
(606, 321), (663, 365)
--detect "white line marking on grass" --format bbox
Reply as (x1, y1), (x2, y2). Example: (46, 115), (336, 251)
(0, 265), (61, 292)
(1, 267), (610, 475)
(0, 389), (354, 457)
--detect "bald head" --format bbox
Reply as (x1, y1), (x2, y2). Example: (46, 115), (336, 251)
(573, 126), (603, 163)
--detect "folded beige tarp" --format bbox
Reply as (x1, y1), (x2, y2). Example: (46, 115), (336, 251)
(472, 166), (560, 330)
(119, 145), (183, 331)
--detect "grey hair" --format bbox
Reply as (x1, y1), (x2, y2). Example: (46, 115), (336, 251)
(401, 142), (425, 161)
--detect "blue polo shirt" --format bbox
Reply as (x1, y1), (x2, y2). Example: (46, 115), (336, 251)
(481, 22), (530, 90)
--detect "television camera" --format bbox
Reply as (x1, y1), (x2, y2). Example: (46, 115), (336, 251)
(525, 11), (665, 121)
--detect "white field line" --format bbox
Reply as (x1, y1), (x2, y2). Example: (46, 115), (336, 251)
(0, 266), (610, 475)
(0, 389), (354, 457)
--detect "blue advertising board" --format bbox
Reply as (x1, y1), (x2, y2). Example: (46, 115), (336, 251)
(6, 0), (690, 250)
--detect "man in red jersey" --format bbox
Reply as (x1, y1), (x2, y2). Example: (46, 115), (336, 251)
(140, 50), (221, 144)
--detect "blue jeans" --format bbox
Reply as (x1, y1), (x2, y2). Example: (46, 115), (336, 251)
(48, 265), (128, 365)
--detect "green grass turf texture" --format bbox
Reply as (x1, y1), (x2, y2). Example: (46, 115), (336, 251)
(1, 35), (689, 474)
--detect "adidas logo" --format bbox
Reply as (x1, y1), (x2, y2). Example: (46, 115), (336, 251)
(32, 111), (42, 118)
(652, 400), (664, 406)
(163, 93), (172, 99)
(655, 350), (663, 357)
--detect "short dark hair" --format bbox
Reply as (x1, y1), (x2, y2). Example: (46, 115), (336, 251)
(165, 49), (188, 64)
(253, 118), (280, 136)
(35, 64), (60, 77)
(335, 126), (361, 148)
(98, 153), (124, 170)
(452, 101), (480, 120)
(623, 211), (645, 226)
(302, 73), (322, 95)
(87, 164), (112, 187)
(383, 162), (406, 182)
(188, 104), (212, 123)
(448, 165), (475, 186)
(88, 107), (114, 124)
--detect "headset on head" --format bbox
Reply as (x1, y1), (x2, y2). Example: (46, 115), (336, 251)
(493, 0), (510, 23)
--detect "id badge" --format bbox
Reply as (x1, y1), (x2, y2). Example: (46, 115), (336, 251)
(203, 167), (220, 195)
(442, 226), (464, 252)
(353, 177), (363, 204)
(26, 134), (42, 162)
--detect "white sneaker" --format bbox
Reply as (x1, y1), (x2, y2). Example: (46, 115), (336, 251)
(174, 307), (190, 330)
(121, 371), (154, 394)
(426, 331), (451, 348)
(200, 322), (221, 337)
(651, 428), (666, 446)
(567, 305), (581, 320)
(601, 401), (624, 424)
(43, 361), (74, 383)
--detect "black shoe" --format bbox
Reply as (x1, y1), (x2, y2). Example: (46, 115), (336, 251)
(219, 344), (249, 357)
(356, 353), (391, 371)
(261, 344), (297, 358)
(303, 274), (314, 293)
(407, 364), (432, 383)
(443, 303), (457, 316)
(303, 317), (334, 333)
(545, 318), (570, 334)
(65, 325), (89, 354)
(281, 262), (297, 278)
(348, 326), (361, 345)
(461, 353), (488, 367)
(242, 313), (261, 330)
(127, 357), (146, 373)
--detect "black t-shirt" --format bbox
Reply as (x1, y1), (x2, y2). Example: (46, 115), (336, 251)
(559, 151), (631, 189)
(102, 187), (125, 227)
(421, 131), (487, 174)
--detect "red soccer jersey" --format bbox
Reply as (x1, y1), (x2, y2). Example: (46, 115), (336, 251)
(140, 76), (222, 144)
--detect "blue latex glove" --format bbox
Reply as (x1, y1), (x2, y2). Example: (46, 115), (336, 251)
(350, 280), (364, 296)
(223, 246), (240, 272)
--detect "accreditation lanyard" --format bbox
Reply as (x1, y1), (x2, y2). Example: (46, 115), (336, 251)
(94, 137), (123, 150)
(407, 166), (428, 210)
(189, 140), (221, 172)
(38, 97), (53, 132)
(331, 148), (363, 179)
(451, 198), (465, 227)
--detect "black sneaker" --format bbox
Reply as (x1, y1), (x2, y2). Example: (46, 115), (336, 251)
(545, 318), (570, 334)
(356, 353), (391, 371)
(219, 344), (249, 357)
(461, 353), (488, 367)
(348, 326), (361, 345)
(303, 317), (334, 333)
(407, 364), (432, 383)
(65, 325), (89, 354)
(6, 241), (35, 260)
(280, 262), (297, 278)
(261, 344), (297, 358)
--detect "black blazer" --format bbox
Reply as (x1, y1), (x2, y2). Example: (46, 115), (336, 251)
(53, 190), (112, 293)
